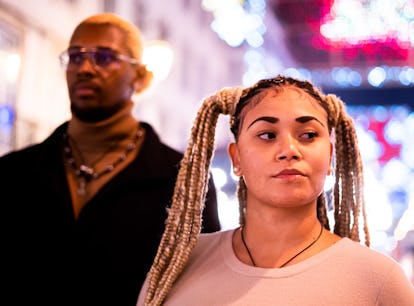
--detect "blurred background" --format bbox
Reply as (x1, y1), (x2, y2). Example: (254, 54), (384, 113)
(0, 0), (413, 282)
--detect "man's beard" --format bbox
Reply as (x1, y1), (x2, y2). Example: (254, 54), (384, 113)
(71, 103), (124, 122)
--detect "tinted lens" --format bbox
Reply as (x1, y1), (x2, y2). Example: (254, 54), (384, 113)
(94, 49), (118, 67)
(67, 50), (85, 65)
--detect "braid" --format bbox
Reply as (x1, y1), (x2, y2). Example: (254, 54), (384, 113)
(144, 87), (243, 306)
(237, 177), (247, 226)
(334, 112), (352, 238)
(325, 94), (370, 246)
(317, 194), (331, 230)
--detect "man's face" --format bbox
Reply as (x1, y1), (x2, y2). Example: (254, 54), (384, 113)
(65, 24), (139, 122)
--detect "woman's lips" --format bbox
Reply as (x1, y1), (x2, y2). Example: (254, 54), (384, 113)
(274, 169), (305, 179)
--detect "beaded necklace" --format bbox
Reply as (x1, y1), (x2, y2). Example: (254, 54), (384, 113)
(63, 126), (144, 196)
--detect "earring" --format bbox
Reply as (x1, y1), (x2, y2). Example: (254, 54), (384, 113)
(233, 166), (240, 174)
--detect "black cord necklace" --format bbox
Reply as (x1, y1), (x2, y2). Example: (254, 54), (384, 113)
(240, 223), (324, 268)
(63, 126), (144, 196)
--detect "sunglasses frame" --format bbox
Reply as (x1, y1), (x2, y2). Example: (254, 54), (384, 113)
(59, 47), (140, 71)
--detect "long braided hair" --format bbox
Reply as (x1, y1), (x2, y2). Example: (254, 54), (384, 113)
(143, 75), (370, 305)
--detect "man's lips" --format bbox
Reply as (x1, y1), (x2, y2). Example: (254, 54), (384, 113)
(72, 83), (98, 96)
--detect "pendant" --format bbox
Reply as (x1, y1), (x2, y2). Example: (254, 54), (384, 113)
(79, 164), (96, 182)
(77, 177), (87, 196)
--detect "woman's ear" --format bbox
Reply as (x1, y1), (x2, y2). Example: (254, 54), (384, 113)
(228, 142), (241, 175)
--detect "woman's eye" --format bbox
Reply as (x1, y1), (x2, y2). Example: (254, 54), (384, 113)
(258, 132), (276, 140)
(301, 132), (318, 140)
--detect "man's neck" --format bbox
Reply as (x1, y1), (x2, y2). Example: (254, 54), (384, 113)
(67, 101), (138, 149)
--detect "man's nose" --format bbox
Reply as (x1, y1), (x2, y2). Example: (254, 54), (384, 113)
(77, 53), (97, 71)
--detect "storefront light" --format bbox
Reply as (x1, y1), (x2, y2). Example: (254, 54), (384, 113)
(1, 52), (21, 83)
(142, 40), (173, 83)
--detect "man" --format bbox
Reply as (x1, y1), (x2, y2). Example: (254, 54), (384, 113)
(1, 13), (220, 306)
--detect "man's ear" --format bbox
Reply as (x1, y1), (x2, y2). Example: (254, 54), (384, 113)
(132, 80), (141, 92)
(133, 65), (153, 94)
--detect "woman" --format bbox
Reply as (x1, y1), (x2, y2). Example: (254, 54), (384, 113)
(138, 75), (414, 305)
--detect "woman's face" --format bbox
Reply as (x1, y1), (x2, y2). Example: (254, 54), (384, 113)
(229, 86), (332, 210)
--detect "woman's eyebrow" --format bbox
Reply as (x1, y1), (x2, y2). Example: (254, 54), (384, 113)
(247, 116), (279, 129)
(247, 115), (325, 130)
(296, 116), (325, 127)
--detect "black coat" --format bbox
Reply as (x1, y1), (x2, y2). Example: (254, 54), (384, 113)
(1, 121), (220, 306)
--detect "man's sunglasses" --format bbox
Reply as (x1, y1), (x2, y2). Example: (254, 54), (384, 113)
(59, 47), (139, 71)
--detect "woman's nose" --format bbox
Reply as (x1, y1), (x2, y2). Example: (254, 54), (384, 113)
(277, 135), (302, 161)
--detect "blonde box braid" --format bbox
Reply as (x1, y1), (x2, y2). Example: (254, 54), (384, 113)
(144, 87), (243, 305)
(325, 94), (370, 243)
(144, 75), (370, 305)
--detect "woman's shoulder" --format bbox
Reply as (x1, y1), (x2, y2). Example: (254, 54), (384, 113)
(335, 238), (403, 269)
(198, 229), (232, 244)
(192, 230), (233, 254)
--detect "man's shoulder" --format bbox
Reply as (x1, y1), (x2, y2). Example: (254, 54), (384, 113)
(0, 123), (67, 163)
(141, 122), (183, 157)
